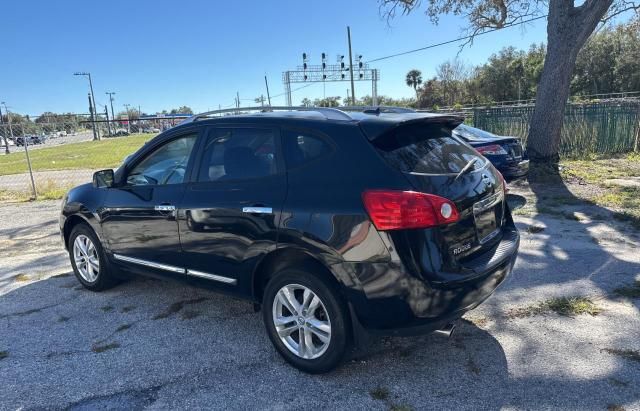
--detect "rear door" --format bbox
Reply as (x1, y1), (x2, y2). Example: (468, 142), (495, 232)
(100, 130), (200, 274)
(178, 125), (286, 293)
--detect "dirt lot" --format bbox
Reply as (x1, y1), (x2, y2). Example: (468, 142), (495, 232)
(1, 180), (639, 410)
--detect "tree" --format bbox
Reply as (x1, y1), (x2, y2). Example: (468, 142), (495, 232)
(313, 96), (342, 107)
(435, 58), (469, 105)
(170, 106), (193, 115)
(381, 0), (640, 168)
(405, 69), (423, 99)
(300, 98), (312, 107)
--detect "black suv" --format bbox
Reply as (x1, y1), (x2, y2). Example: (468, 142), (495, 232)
(60, 107), (519, 373)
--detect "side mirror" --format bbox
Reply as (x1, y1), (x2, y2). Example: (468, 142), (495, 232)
(93, 169), (115, 188)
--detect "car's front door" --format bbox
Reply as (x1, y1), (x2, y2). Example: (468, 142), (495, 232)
(100, 130), (200, 274)
(178, 125), (286, 293)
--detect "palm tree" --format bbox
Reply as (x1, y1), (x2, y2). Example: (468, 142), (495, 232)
(405, 69), (423, 99)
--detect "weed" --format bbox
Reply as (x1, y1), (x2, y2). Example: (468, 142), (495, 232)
(507, 296), (602, 319)
(57, 316), (70, 323)
(390, 405), (414, 411)
(13, 274), (31, 282)
(0, 350), (8, 360)
(121, 305), (136, 313)
(100, 305), (115, 312)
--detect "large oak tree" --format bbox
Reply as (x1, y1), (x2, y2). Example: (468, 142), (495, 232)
(381, 0), (639, 167)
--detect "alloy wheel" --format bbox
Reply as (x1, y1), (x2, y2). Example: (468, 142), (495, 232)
(272, 284), (332, 360)
(73, 234), (100, 282)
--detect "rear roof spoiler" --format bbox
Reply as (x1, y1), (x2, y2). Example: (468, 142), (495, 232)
(357, 113), (465, 143)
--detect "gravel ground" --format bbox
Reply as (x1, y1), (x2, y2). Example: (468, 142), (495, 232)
(0, 184), (639, 410)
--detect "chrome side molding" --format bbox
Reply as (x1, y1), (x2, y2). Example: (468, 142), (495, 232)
(113, 254), (185, 274)
(113, 254), (237, 285)
(186, 269), (237, 285)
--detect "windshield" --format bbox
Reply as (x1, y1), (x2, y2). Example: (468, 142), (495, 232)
(453, 124), (498, 141)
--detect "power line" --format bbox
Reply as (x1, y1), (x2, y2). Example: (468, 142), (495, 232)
(367, 15), (548, 63)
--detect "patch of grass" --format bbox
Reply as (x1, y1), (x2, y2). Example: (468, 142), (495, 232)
(120, 305), (136, 313)
(116, 324), (132, 332)
(153, 297), (207, 320)
(0, 350), (8, 360)
(526, 225), (545, 234)
(0, 134), (151, 176)
(507, 296), (602, 319)
(13, 274), (31, 282)
(37, 179), (74, 200)
(91, 342), (120, 353)
(602, 348), (640, 363)
(613, 280), (640, 298)
(100, 305), (115, 312)
(370, 386), (390, 401)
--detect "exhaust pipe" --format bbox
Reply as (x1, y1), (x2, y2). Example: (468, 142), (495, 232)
(433, 323), (456, 338)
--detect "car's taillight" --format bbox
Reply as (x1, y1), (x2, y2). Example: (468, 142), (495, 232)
(476, 144), (507, 155)
(362, 190), (460, 231)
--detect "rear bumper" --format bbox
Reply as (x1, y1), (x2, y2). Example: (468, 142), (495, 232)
(335, 228), (519, 335)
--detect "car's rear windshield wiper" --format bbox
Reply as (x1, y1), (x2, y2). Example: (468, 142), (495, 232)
(455, 157), (478, 180)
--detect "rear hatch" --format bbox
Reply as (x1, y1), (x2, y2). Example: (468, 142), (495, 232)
(360, 115), (510, 284)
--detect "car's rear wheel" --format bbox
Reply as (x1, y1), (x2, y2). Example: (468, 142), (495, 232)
(69, 223), (117, 291)
(263, 269), (350, 373)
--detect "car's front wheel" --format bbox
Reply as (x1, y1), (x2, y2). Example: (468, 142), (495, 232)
(263, 269), (350, 373)
(69, 223), (117, 291)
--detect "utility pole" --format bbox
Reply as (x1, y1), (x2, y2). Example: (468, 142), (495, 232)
(104, 106), (111, 136)
(0, 104), (9, 154)
(347, 26), (356, 105)
(123, 104), (131, 133)
(106, 92), (116, 134)
(74, 72), (100, 140)
(264, 75), (271, 106)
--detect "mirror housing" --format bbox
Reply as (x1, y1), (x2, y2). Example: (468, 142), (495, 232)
(93, 169), (115, 188)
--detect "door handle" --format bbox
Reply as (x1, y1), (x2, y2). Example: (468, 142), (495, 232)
(242, 206), (272, 214)
(154, 204), (176, 212)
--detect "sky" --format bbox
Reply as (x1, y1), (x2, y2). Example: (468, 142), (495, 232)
(0, 0), (550, 116)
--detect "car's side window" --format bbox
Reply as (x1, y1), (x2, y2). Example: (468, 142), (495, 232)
(197, 127), (277, 182)
(282, 130), (332, 169)
(126, 134), (198, 186)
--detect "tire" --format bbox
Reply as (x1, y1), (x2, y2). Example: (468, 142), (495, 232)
(68, 223), (118, 291)
(262, 268), (351, 373)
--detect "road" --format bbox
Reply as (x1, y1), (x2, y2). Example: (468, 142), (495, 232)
(0, 183), (639, 410)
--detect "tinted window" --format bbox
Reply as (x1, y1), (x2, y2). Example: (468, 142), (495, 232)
(377, 125), (486, 174)
(197, 128), (277, 182)
(282, 131), (332, 168)
(127, 134), (197, 185)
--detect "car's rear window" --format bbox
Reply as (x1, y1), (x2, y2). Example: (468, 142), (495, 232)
(376, 124), (486, 174)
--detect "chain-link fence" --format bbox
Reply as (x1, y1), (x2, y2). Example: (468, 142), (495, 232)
(472, 100), (640, 157)
(0, 114), (187, 201)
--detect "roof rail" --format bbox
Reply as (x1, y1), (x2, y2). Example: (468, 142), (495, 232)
(180, 106), (353, 125)
(339, 106), (416, 114)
